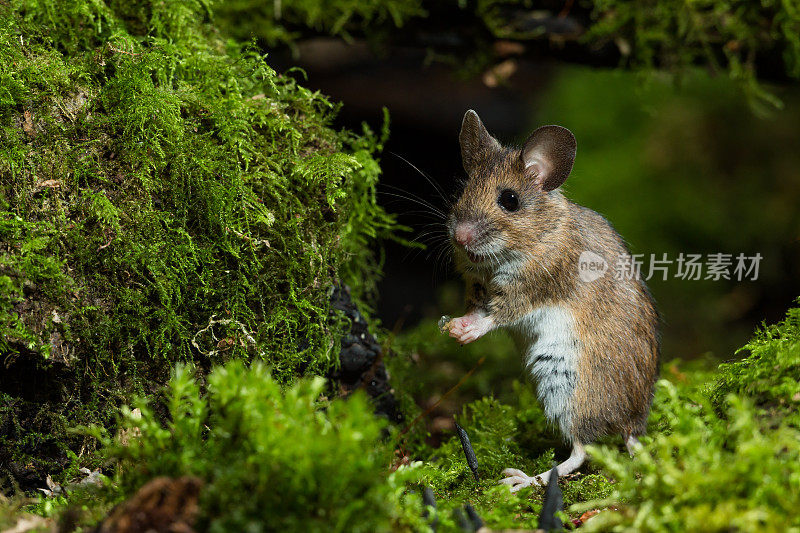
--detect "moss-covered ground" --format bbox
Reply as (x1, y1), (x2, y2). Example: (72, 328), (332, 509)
(4, 301), (798, 531)
(1, 0), (397, 482)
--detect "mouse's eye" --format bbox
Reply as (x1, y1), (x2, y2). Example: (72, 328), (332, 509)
(497, 189), (520, 212)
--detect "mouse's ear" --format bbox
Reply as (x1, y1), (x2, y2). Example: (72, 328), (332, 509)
(460, 110), (501, 176)
(521, 125), (576, 191)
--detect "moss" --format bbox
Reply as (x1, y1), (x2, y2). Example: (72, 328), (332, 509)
(21, 304), (800, 531)
(82, 361), (425, 532)
(399, 381), (613, 529)
(215, 0), (425, 49)
(584, 0), (800, 113)
(710, 299), (800, 426)
(478, 0), (800, 110)
(578, 380), (800, 532)
(0, 211), (70, 359)
(1, 0), (398, 482)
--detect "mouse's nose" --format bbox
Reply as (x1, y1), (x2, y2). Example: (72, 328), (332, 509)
(454, 222), (477, 247)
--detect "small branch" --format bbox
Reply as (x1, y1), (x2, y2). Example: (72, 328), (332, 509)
(107, 43), (142, 57)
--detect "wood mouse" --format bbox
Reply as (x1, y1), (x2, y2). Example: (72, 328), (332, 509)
(445, 110), (660, 490)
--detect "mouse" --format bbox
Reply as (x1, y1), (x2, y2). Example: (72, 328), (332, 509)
(444, 109), (660, 490)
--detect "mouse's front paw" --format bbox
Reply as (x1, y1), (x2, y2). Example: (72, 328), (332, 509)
(499, 468), (540, 492)
(448, 313), (494, 345)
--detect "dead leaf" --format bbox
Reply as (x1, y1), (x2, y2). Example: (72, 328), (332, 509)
(493, 40), (525, 56)
(216, 337), (234, 350)
(22, 110), (35, 137)
(579, 509), (601, 523)
(482, 59), (517, 88)
(37, 179), (61, 189)
(37, 474), (62, 497)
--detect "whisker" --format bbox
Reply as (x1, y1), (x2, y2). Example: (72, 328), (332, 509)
(389, 151), (450, 204)
(430, 241), (453, 280)
(435, 249), (453, 282)
(378, 192), (445, 217)
(428, 241), (451, 263)
(384, 210), (449, 222)
(379, 184), (445, 210)
(410, 232), (448, 247)
(378, 189), (446, 219)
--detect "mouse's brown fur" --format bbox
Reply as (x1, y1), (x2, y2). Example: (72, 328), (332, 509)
(448, 110), (659, 447)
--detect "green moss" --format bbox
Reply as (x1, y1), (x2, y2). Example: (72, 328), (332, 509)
(215, 0), (425, 49)
(0, 211), (69, 358)
(84, 361), (425, 532)
(479, 0), (800, 110)
(474, 0), (800, 111)
(1, 0), (398, 481)
(579, 380), (800, 532)
(585, 0), (800, 113)
(710, 299), (800, 426)
(401, 381), (612, 529)
(23, 305), (800, 531)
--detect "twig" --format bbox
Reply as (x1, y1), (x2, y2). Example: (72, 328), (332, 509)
(558, 0), (575, 18)
(453, 507), (471, 531)
(191, 314), (260, 357)
(108, 43), (142, 57)
(97, 237), (114, 251)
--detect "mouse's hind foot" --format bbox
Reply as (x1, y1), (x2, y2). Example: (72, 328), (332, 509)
(499, 468), (543, 492)
(500, 441), (586, 491)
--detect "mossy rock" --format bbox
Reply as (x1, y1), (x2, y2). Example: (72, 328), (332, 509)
(0, 0), (397, 485)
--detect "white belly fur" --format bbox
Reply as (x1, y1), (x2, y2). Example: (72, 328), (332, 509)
(510, 305), (579, 438)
